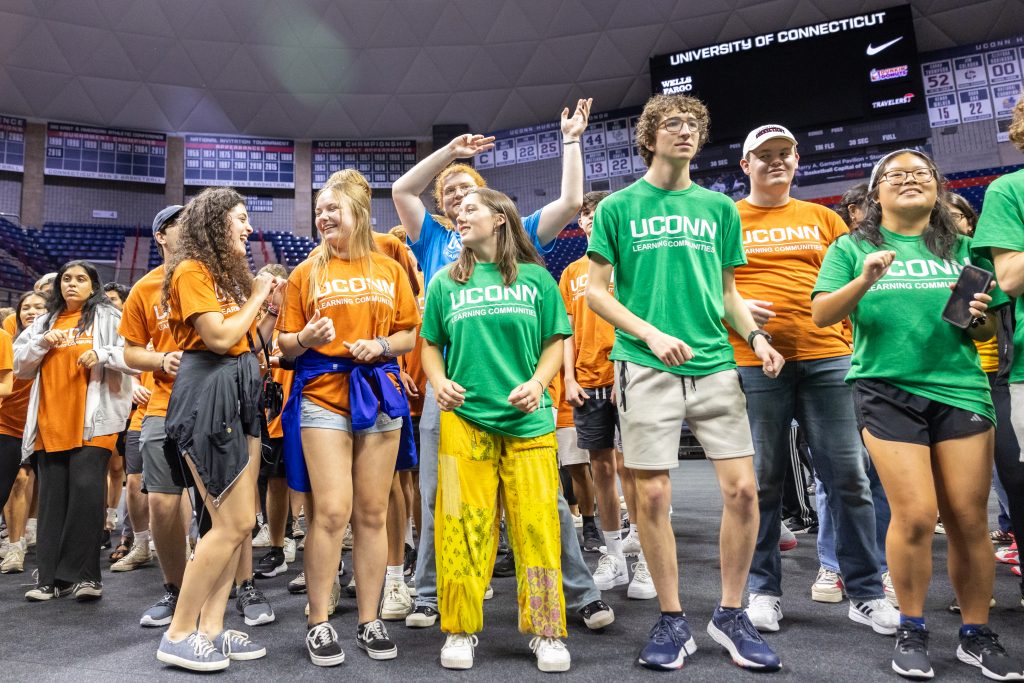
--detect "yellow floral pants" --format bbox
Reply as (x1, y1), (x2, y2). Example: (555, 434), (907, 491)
(436, 411), (566, 637)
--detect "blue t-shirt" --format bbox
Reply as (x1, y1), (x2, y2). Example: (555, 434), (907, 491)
(411, 209), (554, 286)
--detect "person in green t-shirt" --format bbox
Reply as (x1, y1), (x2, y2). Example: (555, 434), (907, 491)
(420, 187), (573, 673)
(586, 94), (785, 673)
(813, 148), (1022, 681)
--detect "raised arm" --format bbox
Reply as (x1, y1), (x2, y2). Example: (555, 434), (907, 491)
(392, 135), (495, 243)
(536, 98), (592, 246)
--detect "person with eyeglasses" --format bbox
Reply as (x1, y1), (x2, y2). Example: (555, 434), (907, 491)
(586, 94), (785, 672)
(813, 148), (1024, 681)
(972, 97), (1024, 624)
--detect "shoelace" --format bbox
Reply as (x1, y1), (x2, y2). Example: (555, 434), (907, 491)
(307, 622), (338, 649)
(818, 568), (840, 582)
(221, 630), (253, 655)
(530, 636), (566, 654)
(445, 634), (478, 650)
(733, 612), (767, 644)
(965, 627), (1008, 656)
(362, 620), (389, 642)
(596, 554), (619, 574)
(187, 632), (218, 659)
(897, 626), (929, 653)
(238, 585), (264, 608)
(632, 561), (651, 581)
(648, 615), (687, 646)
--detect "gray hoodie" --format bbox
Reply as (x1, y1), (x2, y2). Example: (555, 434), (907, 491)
(13, 304), (138, 461)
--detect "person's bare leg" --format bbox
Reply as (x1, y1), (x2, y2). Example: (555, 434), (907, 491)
(106, 451), (124, 513)
(632, 469), (680, 611)
(125, 473), (149, 534)
(150, 492), (188, 588)
(386, 472), (406, 567)
(4, 467), (31, 543)
(711, 457), (760, 608)
(566, 463), (596, 518)
(590, 449), (620, 533)
(617, 449), (637, 525)
(351, 430), (401, 623)
(266, 477), (289, 547)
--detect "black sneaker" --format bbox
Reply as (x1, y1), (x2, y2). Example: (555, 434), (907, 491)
(306, 621), (345, 667)
(892, 623), (933, 679)
(72, 580), (103, 601)
(579, 599), (615, 630)
(254, 547), (287, 578)
(356, 619), (398, 660)
(957, 626), (1024, 680)
(493, 550), (516, 578)
(405, 604), (438, 628)
(25, 584), (67, 602)
(582, 521), (602, 553)
(403, 544), (416, 577)
(236, 579), (275, 626)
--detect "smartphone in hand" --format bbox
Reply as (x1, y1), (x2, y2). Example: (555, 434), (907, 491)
(941, 264), (993, 329)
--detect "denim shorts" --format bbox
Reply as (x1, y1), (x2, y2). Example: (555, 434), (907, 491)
(300, 396), (403, 434)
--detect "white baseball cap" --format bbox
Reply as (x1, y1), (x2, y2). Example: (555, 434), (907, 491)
(742, 124), (798, 157)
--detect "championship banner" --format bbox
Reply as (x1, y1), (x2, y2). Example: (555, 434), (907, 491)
(0, 116), (26, 173)
(311, 140), (416, 189)
(185, 135), (294, 189)
(45, 122), (166, 184)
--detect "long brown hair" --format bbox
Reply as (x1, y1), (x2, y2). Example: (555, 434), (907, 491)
(306, 173), (379, 318)
(448, 188), (545, 287)
(161, 187), (253, 307)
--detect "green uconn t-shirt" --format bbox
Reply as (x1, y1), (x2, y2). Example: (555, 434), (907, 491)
(970, 168), (1024, 382)
(421, 262), (572, 438)
(813, 228), (1007, 422)
(587, 179), (746, 376)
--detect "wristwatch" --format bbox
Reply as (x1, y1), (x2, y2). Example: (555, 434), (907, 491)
(747, 329), (772, 349)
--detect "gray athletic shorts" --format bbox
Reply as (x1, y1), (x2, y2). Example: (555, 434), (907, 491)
(124, 430), (143, 475)
(556, 427), (589, 467)
(140, 415), (183, 495)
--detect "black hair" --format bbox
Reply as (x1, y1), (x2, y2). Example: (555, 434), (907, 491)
(14, 290), (47, 334)
(47, 260), (115, 335)
(103, 282), (130, 302)
(836, 182), (870, 228)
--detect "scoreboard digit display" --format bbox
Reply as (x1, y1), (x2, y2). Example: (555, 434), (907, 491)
(0, 116), (25, 173)
(45, 123), (166, 183)
(650, 6), (925, 141)
(311, 140), (416, 189)
(185, 135), (294, 188)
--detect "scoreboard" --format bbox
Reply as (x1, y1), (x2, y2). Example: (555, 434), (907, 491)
(0, 116), (25, 173)
(650, 6), (925, 142)
(185, 135), (294, 188)
(45, 123), (166, 184)
(312, 140), (416, 189)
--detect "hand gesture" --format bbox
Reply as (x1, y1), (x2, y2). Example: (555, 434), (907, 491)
(435, 378), (466, 411)
(646, 330), (694, 367)
(252, 272), (275, 303)
(862, 250), (896, 285)
(508, 379), (544, 414)
(77, 350), (99, 370)
(400, 371), (420, 398)
(344, 338), (385, 362)
(299, 310), (335, 348)
(752, 335), (785, 378)
(448, 134), (495, 159)
(561, 98), (593, 141)
(745, 300), (776, 328)
(42, 328), (68, 348)
(269, 277), (287, 309)
(132, 383), (153, 405)
(564, 376), (588, 407)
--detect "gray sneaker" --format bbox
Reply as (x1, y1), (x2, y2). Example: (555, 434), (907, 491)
(236, 579), (275, 626)
(157, 631), (229, 672)
(140, 584), (179, 627)
(213, 629), (267, 660)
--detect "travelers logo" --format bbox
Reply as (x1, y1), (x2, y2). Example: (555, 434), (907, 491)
(871, 93), (915, 109)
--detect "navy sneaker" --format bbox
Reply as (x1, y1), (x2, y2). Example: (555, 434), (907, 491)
(707, 606), (782, 670)
(893, 623), (933, 679)
(957, 626), (1023, 681)
(638, 614), (697, 670)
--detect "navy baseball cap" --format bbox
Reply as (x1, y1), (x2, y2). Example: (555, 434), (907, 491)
(152, 205), (184, 236)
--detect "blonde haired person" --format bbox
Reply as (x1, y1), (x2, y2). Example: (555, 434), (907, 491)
(278, 171), (419, 666)
(421, 187), (572, 672)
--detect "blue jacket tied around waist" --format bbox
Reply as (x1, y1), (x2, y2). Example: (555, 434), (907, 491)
(283, 349), (417, 492)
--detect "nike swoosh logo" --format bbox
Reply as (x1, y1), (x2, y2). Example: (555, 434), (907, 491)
(866, 37), (903, 56)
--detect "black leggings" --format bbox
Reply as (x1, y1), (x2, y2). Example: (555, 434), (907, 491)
(992, 378), (1024, 584)
(0, 434), (22, 510)
(36, 446), (110, 586)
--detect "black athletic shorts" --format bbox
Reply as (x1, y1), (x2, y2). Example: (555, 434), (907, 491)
(572, 386), (617, 451)
(853, 378), (993, 446)
(260, 436), (286, 479)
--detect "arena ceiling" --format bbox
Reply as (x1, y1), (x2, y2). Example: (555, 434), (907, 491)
(0, 0), (1021, 139)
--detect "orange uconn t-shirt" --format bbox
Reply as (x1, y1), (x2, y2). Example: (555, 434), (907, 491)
(279, 252), (419, 417)
(399, 272), (427, 417)
(168, 260), (253, 357)
(266, 334), (292, 439)
(2, 314), (14, 336)
(729, 198), (851, 365)
(119, 265), (178, 417)
(0, 328), (32, 439)
(36, 311), (117, 453)
(559, 256), (615, 388)
(128, 371), (154, 432)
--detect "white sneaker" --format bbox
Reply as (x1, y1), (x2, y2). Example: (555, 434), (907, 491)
(621, 531), (642, 557)
(483, 584), (494, 600)
(105, 508), (118, 531)
(779, 522), (797, 551)
(592, 554), (628, 591)
(252, 524), (271, 548)
(619, 495), (627, 512)
(627, 559), (657, 599)
(111, 541), (153, 572)
(0, 540), (12, 559)
(283, 538), (296, 564)
(441, 633), (477, 670)
(530, 636), (571, 673)
(292, 518), (305, 539)
(25, 519), (36, 547)
(0, 544), (25, 573)
(342, 524), (354, 550)
(849, 598), (899, 635)
(882, 571), (898, 607)
(745, 593), (782, 632)
(811, 566), (845, 603)
(572, 514), (583, 529)
(380, 579), (413, 620)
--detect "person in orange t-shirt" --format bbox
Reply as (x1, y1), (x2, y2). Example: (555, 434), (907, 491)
(13, 260), (135, 602)
(0, 290), (47, 574)
(278, 173), (418, 665)
(733, 125), (894, 633)
(156, 188), (284, 671)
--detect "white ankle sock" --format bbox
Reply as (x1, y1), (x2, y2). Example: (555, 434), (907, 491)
(135, 529), (151, 543)
(405, 518), (414, 547)
(628, 523), (638, 536)
(386, 564), (404, 582)
(604, 531), (623, 560)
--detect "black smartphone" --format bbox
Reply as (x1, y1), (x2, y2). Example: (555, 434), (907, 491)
(941, 264), (993, 329)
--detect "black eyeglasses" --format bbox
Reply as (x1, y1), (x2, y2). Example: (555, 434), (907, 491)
(657, 117), (700, 134)
(880, 168), (935, 185)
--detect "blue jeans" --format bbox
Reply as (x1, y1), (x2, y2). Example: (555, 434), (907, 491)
(414, 383), (601, 612)
(816, 464), (890, 573)
(740, 356), (884, 600)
